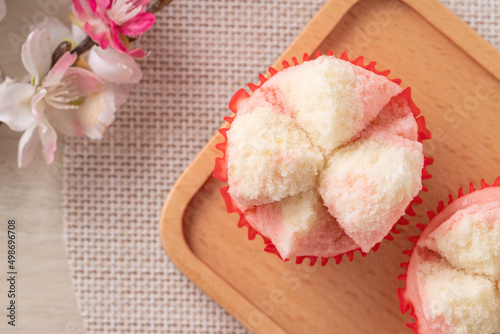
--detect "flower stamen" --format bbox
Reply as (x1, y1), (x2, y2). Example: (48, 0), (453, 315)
(107, 0), (142, 26)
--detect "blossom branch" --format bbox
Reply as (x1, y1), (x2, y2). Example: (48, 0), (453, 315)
(0, 0), (174, 167)
(147, 0), (174, 14)
(70, 36), (96, 57)
(66, 0), (173, 59)
(52, 41), (73, 66)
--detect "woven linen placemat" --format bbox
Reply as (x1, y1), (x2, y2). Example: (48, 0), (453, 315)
(63, 1), (500, 333)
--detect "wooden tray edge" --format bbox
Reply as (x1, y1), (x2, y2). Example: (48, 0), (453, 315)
(160, 133), (289, 333)
(159, 0), (500, 332)
(406, 0), (500, 80)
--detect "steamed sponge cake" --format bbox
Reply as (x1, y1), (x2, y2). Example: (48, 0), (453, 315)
(402, 187), (500, 333)
(244, 190), (358, 259)
(369, 91), (419, 141)
(319, 130), (423, 252)
(421, 202), (500, 280)
(226, 106), (324, 209)
(224, 55), (424, 259)
(262, 56), (403, 155)
(418, 258), (500, 334)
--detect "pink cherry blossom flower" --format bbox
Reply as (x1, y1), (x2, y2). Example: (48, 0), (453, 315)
(72, 0), (155, 57)
(70, 23), (142, 84)
(0, 29), (117, 168)
(87, 46), (142, 83)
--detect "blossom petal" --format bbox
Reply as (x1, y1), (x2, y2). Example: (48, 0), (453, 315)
(73, 0), (86, 15)
(31, 88), (47, 121)
(63, 67), (103, 97)
(89, 0), (97, 12)
(73, 0), (93, 18)
(44, 52), (78, 87)
(21, 29), (52, 81)
(38, 17), (73, 51)
(46, 108), (84, 136)
(88, 47), (142, 84)
(0, 80), (36, 131)
(108, 21), (128, 52)
(107, 83), (129, 107)
(84, 21), (111, 49)
(0, 0), (6, 22)
(78, 87), (116, 140)
(17, 123), (40, 168)
(71, 24), (88, 44)
(117, 12), (155, 37)
(89, 0), (111, 14)
(127, 48), (146, 58)
(38, 113), (58, 164)
(96, 0), (112, 11)
(0, 76), (10, 90)
(108, 23), (145, 57)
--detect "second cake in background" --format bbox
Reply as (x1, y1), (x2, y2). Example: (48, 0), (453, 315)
(398, 178), (500, 334)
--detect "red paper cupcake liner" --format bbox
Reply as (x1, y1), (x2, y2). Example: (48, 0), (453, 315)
(214, 51), (433, 266)
(397, 176), (500, 333)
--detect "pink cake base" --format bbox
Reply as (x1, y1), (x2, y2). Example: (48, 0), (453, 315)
(214, 51), (433, 265)
(398, 176), (500, 333)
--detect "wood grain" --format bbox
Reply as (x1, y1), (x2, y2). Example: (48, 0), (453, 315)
(160, 0), (500, 333)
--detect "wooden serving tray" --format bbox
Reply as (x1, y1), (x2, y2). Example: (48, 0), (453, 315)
(160, 0), (500, 333)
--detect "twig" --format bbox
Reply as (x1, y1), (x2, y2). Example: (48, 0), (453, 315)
(147, 0), (174, 14)
(52, 41), (72, 66)
(70, 36), (96, 57)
